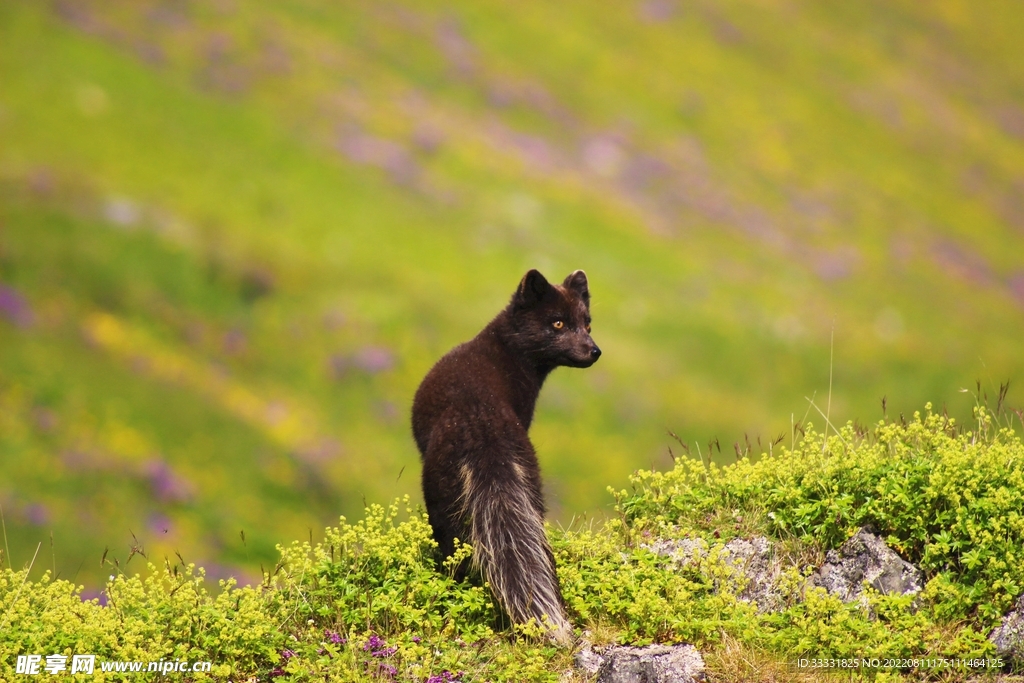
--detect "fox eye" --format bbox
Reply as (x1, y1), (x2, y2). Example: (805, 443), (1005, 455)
(552, 320), (564, 330)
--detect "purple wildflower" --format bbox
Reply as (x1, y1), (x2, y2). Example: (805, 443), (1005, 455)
(0, 284), (34, 328)
(355, 346), (395, 373)
(375, 662), (398, 678)
(426, 671), (461, 683)
(280, 649), (296, 660)
(79, 589), (108, 606)
(143, 459), (192, 503)
(325, 629), (345, 645)
(411, 635), (421, 643)
(269, 666), (285, 678)
(363, 634), (385, 652)
(24, 503), (49, 526)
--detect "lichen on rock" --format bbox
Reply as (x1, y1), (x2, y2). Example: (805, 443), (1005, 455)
(811, 527), (923, 602)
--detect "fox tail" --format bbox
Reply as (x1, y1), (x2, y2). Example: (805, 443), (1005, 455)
(462, 468), (571, 643)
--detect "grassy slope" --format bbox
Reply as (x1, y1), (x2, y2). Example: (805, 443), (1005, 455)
(1, 0), (1023, 588)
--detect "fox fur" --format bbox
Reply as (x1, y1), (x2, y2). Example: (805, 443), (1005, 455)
(411, 269), (601, 643)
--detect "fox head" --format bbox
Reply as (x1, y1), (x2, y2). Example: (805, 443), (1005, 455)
(508, 269), (602, 369)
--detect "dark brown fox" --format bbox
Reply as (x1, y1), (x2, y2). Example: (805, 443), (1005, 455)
(411, 269), (601, 642)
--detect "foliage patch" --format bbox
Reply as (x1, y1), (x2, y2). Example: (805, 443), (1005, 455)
(3, 406), (1023, 680)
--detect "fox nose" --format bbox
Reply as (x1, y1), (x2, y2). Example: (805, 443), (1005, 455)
(590, 345), (602, 361)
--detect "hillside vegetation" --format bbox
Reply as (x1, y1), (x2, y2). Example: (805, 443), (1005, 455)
(3, 405), (1023, 681)
(2, 0), (1024, 589)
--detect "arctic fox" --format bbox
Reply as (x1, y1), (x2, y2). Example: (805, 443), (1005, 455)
(411, 269), (601, 642)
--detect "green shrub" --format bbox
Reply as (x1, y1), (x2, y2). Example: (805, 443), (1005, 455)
(3, 407), (1022, 681)
(616, 405), (1024, 626)
(0, 563), (283, 681)
(0, 498), (571, 681)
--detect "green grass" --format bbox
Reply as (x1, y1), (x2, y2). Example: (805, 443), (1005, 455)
(1, 0), (1024, 589)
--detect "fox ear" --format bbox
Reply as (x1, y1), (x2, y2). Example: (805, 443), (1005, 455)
(563, 270), (590, 304)
(515, 269), (551, 308)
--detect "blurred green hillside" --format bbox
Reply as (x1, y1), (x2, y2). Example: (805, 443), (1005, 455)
(1, 0), (1023, 589)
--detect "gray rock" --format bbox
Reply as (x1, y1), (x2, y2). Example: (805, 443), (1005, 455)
(575, 643), (705, 683)
(989, 595), (1024, 659)
(645, 536), (782, 612)
(812, 527), (922, 602)
(720, 536), (783, 612)
(574, 643), (606, 676)
(644, 537), (709, 567)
